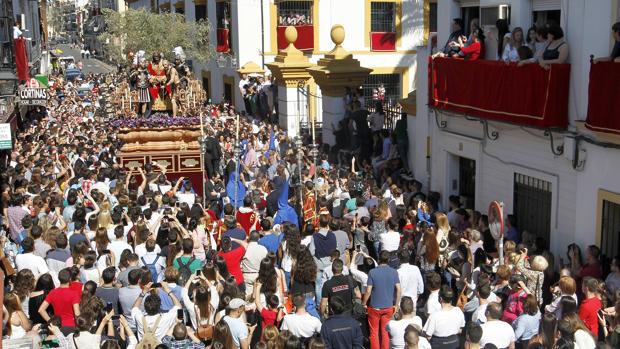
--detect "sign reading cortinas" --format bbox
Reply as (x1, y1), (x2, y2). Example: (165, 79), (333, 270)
(19, 87), (48, 106)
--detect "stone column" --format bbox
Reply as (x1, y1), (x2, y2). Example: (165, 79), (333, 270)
(307, 24), (372, 147)
(265, 26), (314, 138)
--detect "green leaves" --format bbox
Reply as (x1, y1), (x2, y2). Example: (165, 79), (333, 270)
(98, 8), (214, 64)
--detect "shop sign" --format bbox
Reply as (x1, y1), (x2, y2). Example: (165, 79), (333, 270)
(19, 87), (48, 106)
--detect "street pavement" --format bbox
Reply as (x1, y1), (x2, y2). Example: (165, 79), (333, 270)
(52, 44), (115, 75)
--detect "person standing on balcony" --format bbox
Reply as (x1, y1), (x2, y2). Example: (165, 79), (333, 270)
(442, 18), (464, 55)
(593, 22), (620, 63)
(502, 27), (525, 62)
(538, 25), (569, 69)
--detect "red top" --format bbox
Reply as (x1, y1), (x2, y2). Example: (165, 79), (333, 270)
(69, 281), (83, 294)
(236, 210), (259, 235)
(260, 308), (278, 329)
(581, 262), (602, 279)
(218, 246), (246, 285)
(579, 296), (602, 337)
(460, 41), (482, 61)
(45, 287), (81, 327)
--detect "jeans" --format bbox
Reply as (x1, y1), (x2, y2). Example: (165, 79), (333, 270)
(368, 306), (395, 349)
(305, 293), (320, 319)
(397, 139), (409, 170)
(371, 241), (381, 261)
(284, 271), (291, 290)
(315, 271), (324, 303)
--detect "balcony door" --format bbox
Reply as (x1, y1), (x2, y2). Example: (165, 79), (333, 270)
(276, 0), (314, 51)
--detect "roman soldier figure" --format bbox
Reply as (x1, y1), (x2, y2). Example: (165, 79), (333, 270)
(130, 58), (151, 117)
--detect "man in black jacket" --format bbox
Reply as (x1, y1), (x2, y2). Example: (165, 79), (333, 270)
(320, 296), (364, 349)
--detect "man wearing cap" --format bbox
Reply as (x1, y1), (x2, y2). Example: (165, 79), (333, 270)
(223, 298), (254, 349)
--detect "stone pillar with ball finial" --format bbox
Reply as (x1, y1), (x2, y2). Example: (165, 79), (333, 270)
(266, 26), (315, 138)
(307, 24), (373, 146)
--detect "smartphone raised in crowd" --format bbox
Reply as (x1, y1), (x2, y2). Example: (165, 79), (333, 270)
(105, 302), (113, 313)
(196, 269), (202, 276)
(177, 309), (184, 320)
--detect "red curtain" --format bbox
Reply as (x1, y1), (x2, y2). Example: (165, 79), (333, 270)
(428, 57), (570, 129)
(14, 38), (29, 82)
(585, 62), (620, 135)
(277, 25), (314, 51)
(216, 28), (230, 53)
(370, 32), (396, 51)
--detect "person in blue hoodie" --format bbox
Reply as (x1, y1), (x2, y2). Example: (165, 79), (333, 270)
(226, 170), (246, 209)
(273, 179), (298, 228)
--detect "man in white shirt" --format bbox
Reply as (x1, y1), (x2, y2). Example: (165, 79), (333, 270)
(472, 283), (495, 324)
(387, 297), (423, 349)
(424, 272), (442, 316)
(479, 302), (516, 349)
(15, 237), (50, 278)
(380, 218), (401, 252)
(241, 232), (268, 297)
(135, 230), (162, 259)
(397, 250), (424, 309)
(131, 282), (181, 341)
(281, 293), (322, 338)
(138, 239), (165, 282)
(109, 226), (133, 267)
(222, 298), (252, 349)
(422, 286), (465, 345)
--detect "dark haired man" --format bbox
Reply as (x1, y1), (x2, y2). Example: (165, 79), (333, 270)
(39, 268), (81, 332)
(131, 281), (181, 341)
(422, 286), (465, 347)
(16, 237), (49, 277)
(309, 213), (337, 303)
(173, 238), (203, 274)
(397, 250), (424, 313)
(320, 296), (363, 349)
(363, 250), (401, 349)
(320, 259), (361, 317)
(96, 267), (120, 314)
(480, 302), (516, 349)
(258, 218), (279, 254)
(281, 293), (322, 339)
(120, 268), (143, 331)
(221, 215), (246, 249)
(219, 236), (247, 292)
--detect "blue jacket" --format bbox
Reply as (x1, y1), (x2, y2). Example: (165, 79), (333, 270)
(320, 314), (364, 349)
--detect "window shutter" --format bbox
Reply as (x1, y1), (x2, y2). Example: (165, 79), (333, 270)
(532, 0), (561, 11)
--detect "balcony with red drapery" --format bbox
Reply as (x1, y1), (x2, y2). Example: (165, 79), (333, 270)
(585, 61), (620, 135)
(216, 28), (230, 53)
(370, 32), (396, 51)
(428, 57), (570, 129)
(277, 25), (313, 51)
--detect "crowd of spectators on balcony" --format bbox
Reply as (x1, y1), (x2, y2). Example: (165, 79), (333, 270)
(278, 11), (312, 26)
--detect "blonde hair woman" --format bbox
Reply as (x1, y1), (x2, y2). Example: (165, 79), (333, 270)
(502, 27), (525, 62)
(435, 212), (450, 251)
(97, 202), (114, 230)
(3, 292), (31, 339)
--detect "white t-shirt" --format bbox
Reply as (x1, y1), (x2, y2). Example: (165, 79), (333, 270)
(135, 243), (162, 259)
(175, 192), (196, 206)
(397, 264), (424, 304)
(108, 240), (133, 267)
(387, 316), (423, 349)
(379, 230), (401, 252)
(574, 329), (596, 349)
(423, 307), (465, 337)
(132, 305), (179, 341)
(15, 252), (49, 278)
(281, 312), (322, 338)
(425, 291), (441, 315)
(472, 302), (489, 324)
(480, 320), (516, 348)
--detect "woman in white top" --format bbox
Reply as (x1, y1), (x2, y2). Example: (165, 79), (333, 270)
(278, 229), (301, 288)
(558, 313), (596, 349)
(545, 276), (578, 318)
(423, 286), (465, 349)
(182, 274), (219, 330)
(4, 292), (31, 339)
(502, 27), (525, 62)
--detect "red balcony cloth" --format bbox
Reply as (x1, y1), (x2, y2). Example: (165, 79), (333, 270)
(277, 25), (314, 51)
(14, 38), (30, 82)
(217, 28), (230, 53)
(428, 57), (570, 129)
(370, 32), (396, 52)
(585, 61), (620, 135)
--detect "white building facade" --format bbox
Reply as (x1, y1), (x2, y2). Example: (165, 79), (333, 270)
(126, 0), (427, 135)
(412, 0), (620, 259)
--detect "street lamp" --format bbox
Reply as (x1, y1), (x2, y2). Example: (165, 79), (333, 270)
(294, 136), (304, 215)
(0, 71), (18, 97)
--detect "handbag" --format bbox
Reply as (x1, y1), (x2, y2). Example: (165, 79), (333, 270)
(195, 305), (214, 341)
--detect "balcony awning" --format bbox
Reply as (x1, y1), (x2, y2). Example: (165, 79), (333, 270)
(429, 57), (570, 129)
(585, 61), (620, 135)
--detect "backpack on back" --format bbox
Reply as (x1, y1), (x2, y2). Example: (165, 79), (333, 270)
(135, 315), (161, 349)
(141, 256), (160, 283)
(177, 256), (196, 285)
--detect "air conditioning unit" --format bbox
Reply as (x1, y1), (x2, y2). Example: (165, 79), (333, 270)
(480, 5), (510, 27)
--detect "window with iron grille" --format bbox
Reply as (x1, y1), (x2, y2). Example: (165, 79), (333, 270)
(202, 77), (210, 100)
(278, 1), (313, 26)
(459, 157), (476, 209)
(600, 199), (620, 260)
(513, 173), (552, 244)
(371, 2), (395, 33)
(363, 73), (401, 108)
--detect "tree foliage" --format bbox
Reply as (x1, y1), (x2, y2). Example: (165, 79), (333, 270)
(99, 8), (214, 63)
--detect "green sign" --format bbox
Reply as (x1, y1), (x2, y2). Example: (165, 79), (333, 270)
(0, 123), (12, 150)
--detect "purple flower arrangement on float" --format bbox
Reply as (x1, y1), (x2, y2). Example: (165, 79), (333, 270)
(110, 113), (201, 129)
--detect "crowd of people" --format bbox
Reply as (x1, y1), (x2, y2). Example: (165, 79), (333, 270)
(2, 62), (620, 349)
